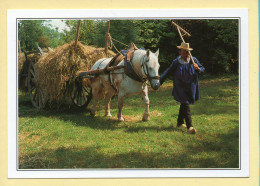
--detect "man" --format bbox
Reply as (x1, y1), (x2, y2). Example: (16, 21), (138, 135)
(160, 42), (205, 134)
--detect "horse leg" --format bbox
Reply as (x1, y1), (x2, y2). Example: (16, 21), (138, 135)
(142, 87), (150, 121)
(91, 96), (98, 116)
(90, 80), (102, 116)
(104, 92), (113, 117)
(117, 93), (125, 121)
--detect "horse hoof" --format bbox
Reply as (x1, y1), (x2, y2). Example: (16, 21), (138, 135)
(118, 117), (124, 121)
(105, 113), (112, 117)
(142, 114), (150, 121)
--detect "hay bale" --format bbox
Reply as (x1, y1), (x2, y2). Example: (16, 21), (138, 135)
(35, 41), (116, 104)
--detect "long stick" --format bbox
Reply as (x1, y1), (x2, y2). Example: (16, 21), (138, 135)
(177, 27), (185, 43)
(105, 20), (111, 56)
(174, 22), (195, 65)
(75, 20), (81, 49)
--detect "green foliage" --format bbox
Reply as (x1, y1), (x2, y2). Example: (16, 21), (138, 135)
(18, 20), (65, 51)
(64, 20), (138, 50)
(133, 20), (177, 71)
(18, 20), (45, 51)
(92, 20), (138, 50)
(134, 20), (168, 49)
(18, 19), (239, 74)
(63, 20), (98, 45)
(207, 20), (239, 73)
(109, 20), (138, 50)
(41, 25), (63, 48)
(170, 19), (239, 74)
(92, 20), (107, 47)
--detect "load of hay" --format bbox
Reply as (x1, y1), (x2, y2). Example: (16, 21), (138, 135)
(35, 41), (116, 105)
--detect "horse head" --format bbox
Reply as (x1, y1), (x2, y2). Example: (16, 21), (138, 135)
(140, 49), (160, 90)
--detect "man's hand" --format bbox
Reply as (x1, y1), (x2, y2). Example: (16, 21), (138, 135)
(192, 63), (200, 71)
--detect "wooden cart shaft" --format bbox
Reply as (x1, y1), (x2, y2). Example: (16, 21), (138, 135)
(77, 65), (125, 78)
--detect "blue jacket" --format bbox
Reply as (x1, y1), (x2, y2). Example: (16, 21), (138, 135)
(160, 56), (205, 104)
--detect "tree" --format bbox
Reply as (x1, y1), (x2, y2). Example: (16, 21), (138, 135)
(18, 20), (65, 51)
(63, 20), (98, 45)
(41, 26), (63, 48)
(18, 20), (45, 51)
(158, 19), (239, 74)
(92, 20), (138, 51)
(133, 20), (179, 72)
(206, 19), (238, 73)
(19, 19), (238, 74)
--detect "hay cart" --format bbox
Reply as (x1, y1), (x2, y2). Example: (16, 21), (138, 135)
(26, 41), (116, 110)
(27, 60), (93, 109)
(18, 43), (50, 93)
(24, 21), (102, 109)
(25, 20), (127, 110)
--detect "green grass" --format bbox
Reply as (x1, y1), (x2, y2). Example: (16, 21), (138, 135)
(18, 75), (239, 169)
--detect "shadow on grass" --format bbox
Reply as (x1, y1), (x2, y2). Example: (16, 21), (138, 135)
(124, 125), (177, 133)
(19, 128), (239, 169)
(19, 96), (179, 132)
(18, 92), (238, 133)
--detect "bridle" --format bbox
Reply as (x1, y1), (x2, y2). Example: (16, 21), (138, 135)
(123, 49), (160, 83)
(140, 51), (160, 82)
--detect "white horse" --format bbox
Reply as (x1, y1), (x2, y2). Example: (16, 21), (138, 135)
(90, 49), (160, 121)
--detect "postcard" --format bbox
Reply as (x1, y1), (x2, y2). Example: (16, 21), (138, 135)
(8, 9), (249, 178)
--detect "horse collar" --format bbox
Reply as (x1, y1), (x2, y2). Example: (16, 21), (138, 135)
(124, 50), (160, 83)
(124, 56), (146, 83)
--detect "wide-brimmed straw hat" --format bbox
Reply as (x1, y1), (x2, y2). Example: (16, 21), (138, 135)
(177, 42), (193, 51)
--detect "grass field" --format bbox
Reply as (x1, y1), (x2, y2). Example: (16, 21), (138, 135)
(18, 75), (239, 169)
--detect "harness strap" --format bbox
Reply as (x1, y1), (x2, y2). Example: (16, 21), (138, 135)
(123, 43), (147, 83)
(95, 58), (118, 92)
(141, 56), (160, 81)
(123, 43), (160, 83)
(109, 72), (118, 92)
(124, 57), (146, 83)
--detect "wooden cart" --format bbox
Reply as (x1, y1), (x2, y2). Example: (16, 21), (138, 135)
(26, 20), (126, 110)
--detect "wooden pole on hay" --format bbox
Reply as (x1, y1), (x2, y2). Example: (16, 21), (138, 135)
(105, 20), (111, 57)
(75, 20), (82, 49)
(171, 21), (195, 65)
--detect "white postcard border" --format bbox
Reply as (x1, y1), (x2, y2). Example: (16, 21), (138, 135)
(8, 9), (249, 178)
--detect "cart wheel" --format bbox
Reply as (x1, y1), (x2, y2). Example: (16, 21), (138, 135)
(27, 62), (47, 109)
(71, 83), (92, 109)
